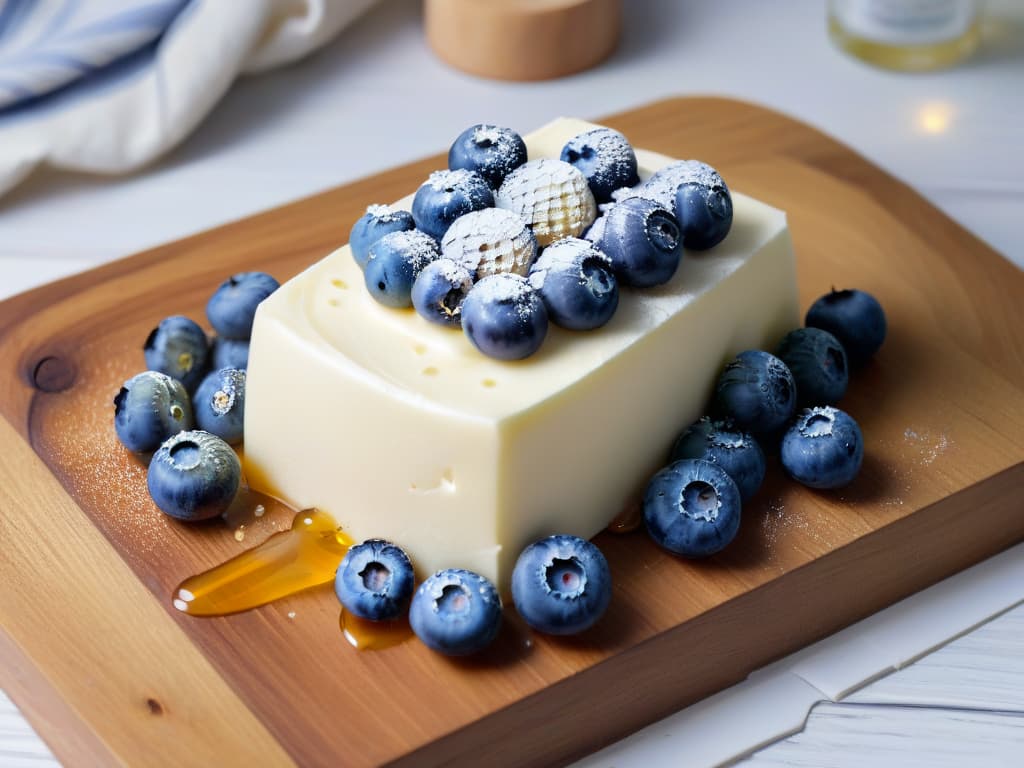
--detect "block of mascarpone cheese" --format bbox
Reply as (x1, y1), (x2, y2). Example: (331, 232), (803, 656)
(243, 118), (799, 587)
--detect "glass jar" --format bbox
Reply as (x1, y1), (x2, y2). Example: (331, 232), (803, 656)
(828, 0), (982, 71)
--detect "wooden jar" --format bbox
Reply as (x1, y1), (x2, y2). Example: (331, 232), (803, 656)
(424, 0), (621, 81)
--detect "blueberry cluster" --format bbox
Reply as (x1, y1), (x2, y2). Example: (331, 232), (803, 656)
(643, 287), (886, 558)
(348, 123), (734, 361)
(334, 532), (612, 656)
(113, 272), (279, 521)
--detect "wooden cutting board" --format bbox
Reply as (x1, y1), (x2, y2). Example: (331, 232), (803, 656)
(1, 97), (1022, 768)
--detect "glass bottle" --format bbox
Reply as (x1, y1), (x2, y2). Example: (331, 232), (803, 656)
(828, 0), (982, 71)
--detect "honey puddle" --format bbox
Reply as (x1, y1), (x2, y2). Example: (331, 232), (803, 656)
(340, 609), (412, 651)
(173, 509), (352, 616)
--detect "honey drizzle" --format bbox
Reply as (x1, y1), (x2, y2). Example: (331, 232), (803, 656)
(173, 509), (352, 616)
(339, 609), (412, 651)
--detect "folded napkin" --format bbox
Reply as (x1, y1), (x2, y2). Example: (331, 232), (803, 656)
(0, 0), (377, 198)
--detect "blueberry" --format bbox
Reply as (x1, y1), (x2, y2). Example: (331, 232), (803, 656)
(409, 569), (502, 656)
(805, 288), (887, 368)
(364, 229), (440, 308)
(675, 182), (733, 251)
(781, 406), (864, 489)
(193, 368), (246, 445)
(211, 336), (249, 370)
(561, 128), (640, 203)
(147, 430), (241, 521)
(528, 237), (619, 330)
(713, 350), (797, 435)
(411, 258), (474, 327)
(113, 371), (193, 453)
(143, 315), (210, 392)
(670, 417), (766, 501)
(590, 197), (682, 287)
(349, 205), (415, 270)
(412, 169), (494, 241)
(643, 459), (742, 558)
(776, 327), (849, 406)
(641, 161), (732, 250)
(462, 274), (548, 360)
(448, 124), (527, 188)
(206, 272), (279, 340)
(511, 534), (611, 635)
(335, 539), (415, 621)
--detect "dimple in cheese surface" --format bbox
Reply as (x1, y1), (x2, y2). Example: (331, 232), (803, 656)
(243, 118), (799, 587)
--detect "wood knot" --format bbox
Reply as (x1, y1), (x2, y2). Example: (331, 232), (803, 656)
(30, 356), (76, 393)
(145, 698), (164, 716)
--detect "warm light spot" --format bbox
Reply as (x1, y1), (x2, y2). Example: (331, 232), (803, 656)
(482, 378), (497, 388)
(173, 589), (193, 612)
(422, 366), (439, 376)
(917, 102), (954, 135)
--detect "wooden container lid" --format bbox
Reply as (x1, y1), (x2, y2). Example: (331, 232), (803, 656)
(424, 0), (621, 81)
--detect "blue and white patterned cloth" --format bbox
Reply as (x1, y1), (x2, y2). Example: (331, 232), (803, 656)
(0, 0), (377, 198)
(0, 0), (190, 109)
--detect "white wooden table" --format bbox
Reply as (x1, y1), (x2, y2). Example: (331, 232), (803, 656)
(746, 605), (1024, 767)
(2, 1), (1022, 765)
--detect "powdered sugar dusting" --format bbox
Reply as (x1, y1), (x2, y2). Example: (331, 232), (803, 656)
(562, 128), (638, 198)
(903, 427), (952, 466)
(467, 273), (539, 321)
(370, 229), (440, 272)
(432, 256), (474, 285)
(760, 496), (832, 565)
(441, 207), (537, 278)
(584, 213), (608, 244)
(473, 125), (504, 145)
(365, 203), (409, 224)
(471, 124), (522, 169)
(761, 497), (788, 552)
(620, 160), (726, 214)
(648, 160), (725, 192)
(528, 237), (609, 290)
(41, 355), (174, 559)
(457, 124), (527, 186)
(424, 168), (484, 194)
(495, 158), (597, 246)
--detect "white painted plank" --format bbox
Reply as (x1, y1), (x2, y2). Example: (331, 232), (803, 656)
(742, 703), (1024, 768)
(572, 669), (822, 768)
(846, 604), (1024, 713)
(0, 692), (58, 767)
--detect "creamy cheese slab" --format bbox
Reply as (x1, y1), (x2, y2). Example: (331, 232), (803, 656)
(243, 118), (799, 587)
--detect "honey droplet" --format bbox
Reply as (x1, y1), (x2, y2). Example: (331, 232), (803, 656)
(340, 609), (412, 651)
(607, 499), (643, 534)
(173, 509), (352, 616)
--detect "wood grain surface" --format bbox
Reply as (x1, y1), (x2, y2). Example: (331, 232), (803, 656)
(0, 97), (1022, 768)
